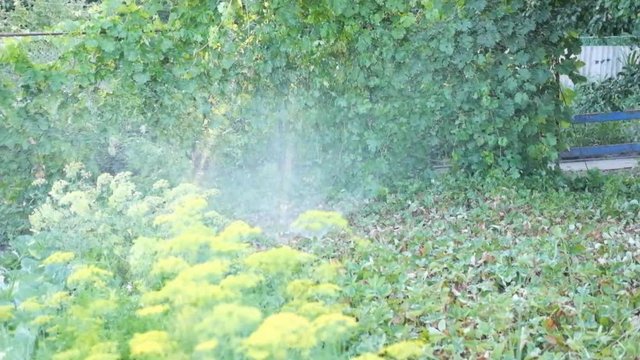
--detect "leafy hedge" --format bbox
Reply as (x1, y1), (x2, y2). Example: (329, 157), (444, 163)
(0, 0), (586, 195)
(12, 0), (638, 243)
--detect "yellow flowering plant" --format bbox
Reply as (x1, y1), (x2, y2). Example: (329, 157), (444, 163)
(23, 164), (223, 268)
(289, 210), (358, 260)
(290, 210), (351, 237)
(0, 171), (425, 359)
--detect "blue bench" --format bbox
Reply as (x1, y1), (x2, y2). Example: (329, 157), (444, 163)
(560, 110), (640, 159)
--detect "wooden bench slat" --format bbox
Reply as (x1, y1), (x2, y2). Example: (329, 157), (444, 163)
(560, 143), (640, 159)
(573, 110), (640, 124)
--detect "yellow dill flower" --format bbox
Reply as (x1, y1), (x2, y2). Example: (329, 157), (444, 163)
(129, 236), (161, 275)
(46, 324), (60, 335)
(194, 339), (218, 352)
(85, 354), (119, 360)
(87, 298), (118, 316)
(312, 261), (342, 282)
(129, 330), (171, 357)
(175, 260), (229, 283)
(312, 313), (357, 343)
(244, 312), (316, 359)
(19, 297), (43, 312)
(175, 196), (208, 214)
(59, 191), (93, 216)
(197, 303), (262, 336)
(288, 301), (334, 319)
(68, 302), (113, 337)
(86, 341), (120, 360)
(172, 283), (231, 306)
(290, 210), (349, 236)
(154, 196), (208, 227)
(152, 179), (170, 191)
(63, 162), (85, 178)
(311, 283), (341, 298)
(161, 225), (215, 253)
(46, 291), (71, 308)
(210, 239), (249, 253)
(151, 257), (189, 276)
(244, 246), (314, 274)
(136, 304), (169, 317)
(108, 173), (136, 207)
(380, 340), (426, 360)
(52, 349), (82, 360)
(153, 213), (175, 226)
(286, 279), (315, 298)
(42, 251), (75, 265)
(96, 173), (114, 191)
(31, 315), (54, 325)
(67, 265), (113, 288)
(354, 238), (372, 252)
(91, 341), (119, 353)
(0, 304), (14, 321)
(49, 180), (69, 200)
(213, 221), (261, 244)
(126, 202), (151, 217)
(219, 273), (263, 293)
(140, 290), (165, 306)
(352, 354), (384, 360)
(151, 179), (169, 191)
(145, 281), (231, 306)
(29, 202), (64, 232)
(286, 280), (341, 300)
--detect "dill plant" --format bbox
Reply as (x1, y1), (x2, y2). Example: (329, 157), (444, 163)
(0, 169), (425, 359)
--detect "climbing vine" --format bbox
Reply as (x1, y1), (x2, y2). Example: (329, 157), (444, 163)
(1, 0), (589, 239)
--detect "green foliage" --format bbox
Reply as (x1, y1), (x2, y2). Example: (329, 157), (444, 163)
(0, 0), (586, 207)
(218, 0), (583, 177)
(574, 0), (640, 36)
(342, 173), (640, 358)
(0, 25), (196, 242)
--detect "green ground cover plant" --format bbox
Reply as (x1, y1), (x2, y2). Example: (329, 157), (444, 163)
(338, 173), (640, 359)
